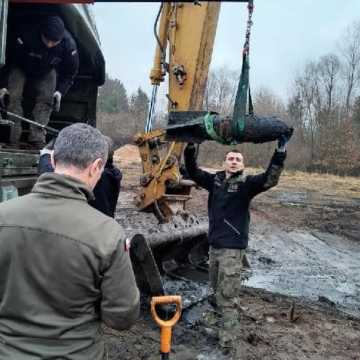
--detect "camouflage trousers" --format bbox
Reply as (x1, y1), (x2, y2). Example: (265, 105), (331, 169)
(7, 67), (56, 146)
(209, 246), (245, 328)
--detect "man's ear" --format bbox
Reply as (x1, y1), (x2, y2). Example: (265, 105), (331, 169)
(89, 158), (104, 177)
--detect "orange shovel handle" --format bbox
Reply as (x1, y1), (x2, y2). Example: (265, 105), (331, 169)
(151, 295), (182, 355)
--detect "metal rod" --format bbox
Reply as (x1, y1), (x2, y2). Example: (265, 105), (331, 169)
(1, 109), (59, 135)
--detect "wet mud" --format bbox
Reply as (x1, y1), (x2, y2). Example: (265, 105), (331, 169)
(109, 161), (360, 359)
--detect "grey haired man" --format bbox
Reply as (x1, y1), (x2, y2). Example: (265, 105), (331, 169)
(0, 123), (140, 359)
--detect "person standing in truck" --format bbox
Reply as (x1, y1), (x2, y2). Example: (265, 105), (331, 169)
(0, 123), (139, 359)
(0, 15), (79, 148)
(184, 134), (291, 346)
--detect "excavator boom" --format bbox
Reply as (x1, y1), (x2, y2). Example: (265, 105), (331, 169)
(135, 2), (221, 221)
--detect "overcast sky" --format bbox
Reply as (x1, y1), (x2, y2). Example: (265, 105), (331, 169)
(93, 1), (360, 101)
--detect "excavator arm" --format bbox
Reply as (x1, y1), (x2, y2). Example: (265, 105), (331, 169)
(135, 1), (292, 223)
(134, 2), (222, 222)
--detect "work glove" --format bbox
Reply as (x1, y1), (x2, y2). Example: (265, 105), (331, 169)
(184, 142), (196, 159)
(39, 138), (56, 156)
(0, 88), (10, 108)
(45, 138), (56, 150)
(277, 130), (293, 152)
(53, 91), (62, 112)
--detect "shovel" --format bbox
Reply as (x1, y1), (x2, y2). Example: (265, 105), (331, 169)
(151, 295), (182, 360)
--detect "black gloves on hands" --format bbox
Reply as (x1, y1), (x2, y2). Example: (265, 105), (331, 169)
(277, 129), (293, 152)
(40, 138), (56, 156)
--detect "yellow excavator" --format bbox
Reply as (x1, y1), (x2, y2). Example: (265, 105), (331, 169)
(130, 0), (292, 296)
(134, 1), (222, 222)
(130, 2), (226, 296)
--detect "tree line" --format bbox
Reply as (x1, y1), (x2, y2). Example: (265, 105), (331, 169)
(200, 21), (360, 176)
(97, 73), (150, 145)
(97, 21), (360, 176)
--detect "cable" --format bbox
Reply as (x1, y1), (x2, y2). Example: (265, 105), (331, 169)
(145, 85), (158, 133)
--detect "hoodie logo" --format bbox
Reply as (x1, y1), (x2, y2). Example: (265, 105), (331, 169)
(228, 183), (240, 192)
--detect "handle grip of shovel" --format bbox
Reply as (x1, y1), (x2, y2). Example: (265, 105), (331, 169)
(151, 295), (182, 356)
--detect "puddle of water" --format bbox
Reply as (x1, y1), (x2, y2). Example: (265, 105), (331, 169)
(197, 351), (230, 360)
(245, 228), (360, 317)
(276, 191), (307, 205)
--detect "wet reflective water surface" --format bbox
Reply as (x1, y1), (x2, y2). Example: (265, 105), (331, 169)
(244, 225), (360, 318)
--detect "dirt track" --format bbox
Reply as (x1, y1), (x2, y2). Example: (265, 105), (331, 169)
(107, 146), (360, 359)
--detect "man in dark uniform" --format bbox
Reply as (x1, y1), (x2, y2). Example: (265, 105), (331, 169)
(0, 16), (79, 147)
(88, 136), (122, 218)
(184, 134), (291, 347)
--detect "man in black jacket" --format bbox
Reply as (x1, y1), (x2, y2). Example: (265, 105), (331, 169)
(184, 135), (290, 337)
(0, 16), (79, 147)
(88, 136), (122, 218)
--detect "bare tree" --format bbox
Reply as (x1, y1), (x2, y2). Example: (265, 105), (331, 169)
(339, 21), (360, 113)
(318, 53), (340, 113)
(294, 61), (321, 163)
(253, 87), (286, 116)
(204, 66), (238, 114)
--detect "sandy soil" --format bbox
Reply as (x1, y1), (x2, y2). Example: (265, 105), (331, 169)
(105, 145), (360, 360)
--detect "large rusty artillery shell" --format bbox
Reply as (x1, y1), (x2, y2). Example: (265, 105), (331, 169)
(166, 111), (293, 144)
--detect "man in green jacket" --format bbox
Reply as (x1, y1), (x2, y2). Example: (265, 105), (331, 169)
(0, 123), (140, 359)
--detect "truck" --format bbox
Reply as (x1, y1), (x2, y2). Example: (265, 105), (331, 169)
(0, 0), (105, 201)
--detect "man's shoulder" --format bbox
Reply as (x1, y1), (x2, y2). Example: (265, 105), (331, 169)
(84, 208), (126, 254)
(81, 200), (120, 229)
(0, 195), (29, 219)
(62, 30), (77, 51)
(214, 170), (225, 181)
(50, 197), (124, 255)
(103, 166), (122, 181)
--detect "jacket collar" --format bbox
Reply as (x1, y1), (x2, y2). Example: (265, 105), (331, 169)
(215, 170), (246, 183)
(32, 172), (95, 202)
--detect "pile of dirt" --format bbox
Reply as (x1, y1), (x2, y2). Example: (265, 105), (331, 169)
(114, 144), (141, 166)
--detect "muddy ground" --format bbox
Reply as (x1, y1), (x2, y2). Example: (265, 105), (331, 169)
(107, 150), (360, 360)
